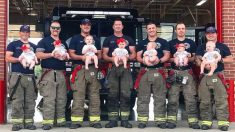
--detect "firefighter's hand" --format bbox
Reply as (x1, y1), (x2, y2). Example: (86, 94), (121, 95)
(81, 55), (86, 62)
(53, 52), (62, 60)
(205, 64), (211, 70)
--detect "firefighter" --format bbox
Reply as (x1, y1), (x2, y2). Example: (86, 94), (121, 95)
(166, 22), (200, 129)
(36, 21), (69, 130)
(195, 26), (233, 131)
(102, 18), (136, 128)
(68, 18), (102, 129)
(6, 25), (37, 131)
(136, 21), (170, 129)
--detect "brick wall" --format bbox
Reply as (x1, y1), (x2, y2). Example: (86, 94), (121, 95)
(222, 0), (235, 122)
(0, 0), (7, 80)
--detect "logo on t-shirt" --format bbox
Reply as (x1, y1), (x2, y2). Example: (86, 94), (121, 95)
(184, 43), (190, 49)
(215, 48), (220, 53)
(156, 42), (161, 49)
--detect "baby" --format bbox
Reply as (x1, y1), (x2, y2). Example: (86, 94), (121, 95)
(200, 41), (221, 76)
(173, 43), (191, 67)
(18, 43), (38, 69)
(143, 42), (159, 66)
(51, 40), (70, 60)
(82, 35), (98, 70)
(112, 38), (129, 68)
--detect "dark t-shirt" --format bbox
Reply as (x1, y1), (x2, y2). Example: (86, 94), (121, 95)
(137, 37), (170, 68)
(102, 35), (136, 57)
(36, 36), (66, 70)
(69, 34), (101, 65)
(7, 40), (37, 74)
(196, 42), (231, 73)
(169, 38), (197, 69)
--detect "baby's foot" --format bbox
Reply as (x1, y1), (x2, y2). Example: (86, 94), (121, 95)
(85, 66), (89, 70)
(95, 65), (98, 69)
(207, 72), (213, 76)
(124, 65), (127, 69)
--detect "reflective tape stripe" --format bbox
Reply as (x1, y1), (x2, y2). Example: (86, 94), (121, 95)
(188, 118), (198, 123)
(108, 112), (118, 116)
(25, 119), (33, 123)
(90, 116), (100, 122)
(57, 118), (66, 124)
(71, 116), (83, 122)
(167, 116), (177, 121)
(42, 119), (54, 124)
(218, 121), (229, 126)
(121, 112), (129, 116)
(137, 116), (148, 122)
(11, 118), (23, 123)
(201, 121), (212, 126)
(155, 117), (166, 122)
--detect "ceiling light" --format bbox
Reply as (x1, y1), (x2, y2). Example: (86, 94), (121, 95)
(196, 0), (207, 6)
(28, 10), (37, 16)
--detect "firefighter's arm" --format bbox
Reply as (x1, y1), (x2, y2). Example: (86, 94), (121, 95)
(129, 46), (136, 61)
(158, 51), (170, 64)
(5, 51), (20, 63)
(97, 50), (101, 59)
(221, 55), (233, 63)
(69, 49), (86, 61)
(137, 50), (145, 64)
(188, 53), (195, 62)
(36, 51), (53, 60)
(195, 55), (202, 67)
(102, 47), (113, 62)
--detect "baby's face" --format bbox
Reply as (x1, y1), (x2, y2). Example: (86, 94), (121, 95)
(85, 36), (93, 45)
(178, 47), (185, 52)
(147, 43), (156, 50)
(206, 42), (215, 52)
(118, 42), (126, 49)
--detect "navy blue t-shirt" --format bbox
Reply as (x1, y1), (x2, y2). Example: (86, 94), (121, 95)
(169, 38), (197, 69)
(196, 42), (231, 73)
(102, 35), (136, 57)
(69, 34), (101, 65)
(137, 37), (170, 68)
(36, 36), (66, 70)
(6, 40), (37, 74)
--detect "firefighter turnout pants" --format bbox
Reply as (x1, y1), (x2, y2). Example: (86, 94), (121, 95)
(167, 70), (198, 125)
(137, 68), (167, 124)
(106, 66), (133, 120)
(8, 72), (37, 125)
(37, 69), (67, 126)
(71, 65), (101, 123)
(198, 73), (229, 127)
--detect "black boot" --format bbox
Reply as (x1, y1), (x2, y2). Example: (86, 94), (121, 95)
(69, 123), (81, 129)
(166, 122), (176, 129)
(189, 123), (200, 129)
(90, 122), (102, 128)
(157, 122), (167, 129)
(12, 124), (23, 131)
(201, 125), (210, 130)
(25, 123), (37, 130)
(121, 120), (132, 128)
(105, 120), (118, 128)
(219, 126), (229, 131)
(138, 123), (146, 129)
(42, 124), (53, 130)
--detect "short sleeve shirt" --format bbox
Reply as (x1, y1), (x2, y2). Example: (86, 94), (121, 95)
(102, 35), (136, 57)
(6, 40), (37, 74)
(36, 36), (66, 70)
(168, 38), (197, 69)
(69, 34), (101, 65)
(196, 42), (231, 73)
(137, 37), (170, 68)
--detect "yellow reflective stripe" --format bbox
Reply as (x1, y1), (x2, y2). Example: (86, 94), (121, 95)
(25, 119), (33, 123)
(188, 118), (198, 123)
(11, 118), (23, 123)
(167, 116), (177, 121)
(218, 121), (229, 126)
(71, 116), (83, 122)
(108, 112), (118, 116)
(137, 116), (148, 122)
(90, 116), (100, 122)
(121, 112), (129, 116)
(155, 117), (166, 122)
(42, 120), (54, 124)
(201, 121), (212, 126)
(57, 118), (65, 124)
